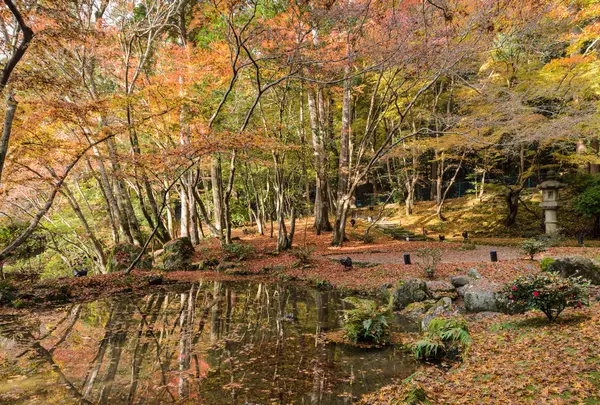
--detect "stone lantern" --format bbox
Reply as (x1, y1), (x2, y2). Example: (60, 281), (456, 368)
(538, 170), (564, 235)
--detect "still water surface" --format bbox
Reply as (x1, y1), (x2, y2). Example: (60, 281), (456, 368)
(0, 281), (417, 404)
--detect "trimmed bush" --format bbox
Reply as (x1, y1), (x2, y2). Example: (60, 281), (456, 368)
(540, 257), (555, 272)
(501, 272), (589, 321)
(342, 297), (391, 345)
(521, 238), (547, 260)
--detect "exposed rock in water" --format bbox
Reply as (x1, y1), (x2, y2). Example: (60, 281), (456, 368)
(159, 237), (196, 271)
(392, 278), (428, 310)
(108, 243), (152, 272)
(546, 256), (600, 285)
(426, 280), (457, 300)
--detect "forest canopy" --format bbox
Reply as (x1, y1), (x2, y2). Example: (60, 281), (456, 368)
(1, 0), (600, 276)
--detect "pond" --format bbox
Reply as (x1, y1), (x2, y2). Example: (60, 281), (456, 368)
(0, 281), (417, 404)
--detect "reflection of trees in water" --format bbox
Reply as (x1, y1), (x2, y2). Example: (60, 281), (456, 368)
(0, 282), (410, 405)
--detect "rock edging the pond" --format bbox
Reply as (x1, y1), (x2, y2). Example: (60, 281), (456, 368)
(547, 256), (600, 285)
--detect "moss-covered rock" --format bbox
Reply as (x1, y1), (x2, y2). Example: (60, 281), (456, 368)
(393, 278), (428, 310)
(160, 237), (195, 271)
(107, 243), (152, 272)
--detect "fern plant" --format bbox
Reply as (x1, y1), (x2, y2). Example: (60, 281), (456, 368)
(342, 297), (391, 345)
(412, 317), (471, 361)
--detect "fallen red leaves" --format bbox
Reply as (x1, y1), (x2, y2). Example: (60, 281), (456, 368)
(363, 305), (600, 404)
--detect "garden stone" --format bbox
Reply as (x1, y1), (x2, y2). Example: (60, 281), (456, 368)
(457, 285), (468, 297)
(160, 237), (195, 271)
(426, 280), (457, 300)
(146, 275), (163, 285)
(108, 243), (152, 272)
(546, 256), (600, 285)
(420, 297), (454, 331)
(463, 280), (502, 313)
(392, 278), (428, 310)
(399, 300), (436, 322)
(467, 268), (482, 280)
(450, 275), (471, 288)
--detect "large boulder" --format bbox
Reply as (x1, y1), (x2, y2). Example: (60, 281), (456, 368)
(463, 279), (502, 313)
(547, 257), (600, 285)
(108, 243), (152, 272)
(420, 297), (454, 331)
(393, 278), (428, 310)
(426, 280), (458, 300)
(160, 237), (195, 271)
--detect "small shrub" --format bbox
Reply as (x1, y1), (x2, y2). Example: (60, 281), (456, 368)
(291, 246), (315, 266)
(222, 242), (255, 261)
(459, 241), (477, 251)
(315, 279), (333, 291)
(359, 231), (376, 244)
(501, 272), (590, 321)
(521, 238), (547, 260)
(341, 297), (391, 345)
(242, 227), (257, 235)
(13, 299), (26, 309)
(412, 317), (471, 362)
(540, 257), (555, 272)
(415, 247), (442, 279)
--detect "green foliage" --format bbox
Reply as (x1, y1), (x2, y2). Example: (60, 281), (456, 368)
(575, 185), (600, 218)
(540, 257), (555, 272)
(415, 247), (442, 279)
(12, 299), (26, 309)
(521, 238), (548, 260)
(412, 317), (471, 362)
(501, 272), (590, 321)
(341, 297), (391, 345)
(222, 242), (255, 261)
(314, 279), (333, 291)
(0, 222), (45, 262)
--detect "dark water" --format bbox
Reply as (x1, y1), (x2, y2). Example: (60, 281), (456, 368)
(0, 281), (417, 404)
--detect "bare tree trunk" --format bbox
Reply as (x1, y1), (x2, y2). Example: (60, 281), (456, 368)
(0, 95), (17, 185)
(591, 137), (599, 174)
(333, 48), (352, 247)
(0, 0), (34, 183)
(106, 138), (142, 245)
(179, 183), (189, 238)
(211, 155), (224, 241)
(576, 139), (588, 173)
(307, 88), (331, 234)
(436, 151), (465, 221)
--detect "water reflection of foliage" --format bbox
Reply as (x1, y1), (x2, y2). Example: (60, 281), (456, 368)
(0, 281), (415, 404)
